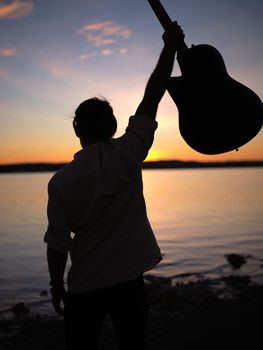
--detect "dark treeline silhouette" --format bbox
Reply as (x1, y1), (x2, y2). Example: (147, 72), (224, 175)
(0, 160), (263, 173)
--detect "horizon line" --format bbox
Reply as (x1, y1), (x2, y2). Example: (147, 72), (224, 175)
(1, 159), (263, 167)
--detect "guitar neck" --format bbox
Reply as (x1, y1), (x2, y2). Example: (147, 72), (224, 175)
(148, 0), (188, 51)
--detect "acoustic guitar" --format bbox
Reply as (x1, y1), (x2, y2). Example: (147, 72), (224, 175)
(148, 0), (263, 154)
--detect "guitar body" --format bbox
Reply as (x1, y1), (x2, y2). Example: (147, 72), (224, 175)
(168, 45), (263, 154)
(148, 0), (263, 154)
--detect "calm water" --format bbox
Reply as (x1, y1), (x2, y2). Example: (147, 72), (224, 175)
(0, 168), (263, 312)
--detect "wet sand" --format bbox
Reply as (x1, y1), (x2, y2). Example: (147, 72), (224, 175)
(1, 272), (262, 350)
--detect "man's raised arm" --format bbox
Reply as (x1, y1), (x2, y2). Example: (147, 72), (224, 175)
(136, 21), (184, 119)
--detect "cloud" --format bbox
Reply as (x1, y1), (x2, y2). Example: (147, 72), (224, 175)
(119, 48), (128, 55)
(43, 61), (74, 81)
(78, 20), (131, 47)
(0, 47), (17, 57)
(79, 47), (128, 60)
(0, 0), (34, 19)
(101, 48), (113, 56)
(78, 52), (97, 61)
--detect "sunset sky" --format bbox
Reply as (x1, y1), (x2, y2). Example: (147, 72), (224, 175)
(1, 0), (262, 164)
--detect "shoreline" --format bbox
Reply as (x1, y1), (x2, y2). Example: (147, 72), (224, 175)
(1, 272), (262, 350)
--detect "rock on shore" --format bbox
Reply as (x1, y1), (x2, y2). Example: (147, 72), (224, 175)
(0, 275), (263, 350)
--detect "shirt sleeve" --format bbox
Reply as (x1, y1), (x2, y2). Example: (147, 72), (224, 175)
(44, 181), (73, 252)
(120, 115), (158, 163)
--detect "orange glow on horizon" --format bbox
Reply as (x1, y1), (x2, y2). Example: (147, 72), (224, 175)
(1, 145), (263, 165)
(1, 122), (262, 165)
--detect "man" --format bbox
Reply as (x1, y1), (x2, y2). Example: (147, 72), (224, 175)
(44, 22), (184, 349)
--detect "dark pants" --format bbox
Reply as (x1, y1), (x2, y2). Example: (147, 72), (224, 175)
(64, 275), (148, 350)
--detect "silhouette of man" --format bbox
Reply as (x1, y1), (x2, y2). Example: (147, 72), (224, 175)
(44, 22), (184, 350)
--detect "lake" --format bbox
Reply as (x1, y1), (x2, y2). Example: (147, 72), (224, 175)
(0, 168), (263, 313)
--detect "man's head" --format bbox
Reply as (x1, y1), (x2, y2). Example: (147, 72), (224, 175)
(73, 97), (117, 146)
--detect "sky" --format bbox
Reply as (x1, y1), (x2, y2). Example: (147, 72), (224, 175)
(0, 0), (262, 164)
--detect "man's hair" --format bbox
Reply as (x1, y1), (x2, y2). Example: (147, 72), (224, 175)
(73, 97), (117, 142)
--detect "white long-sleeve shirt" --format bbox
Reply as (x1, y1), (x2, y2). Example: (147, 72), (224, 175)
(44, 114), (162, 293)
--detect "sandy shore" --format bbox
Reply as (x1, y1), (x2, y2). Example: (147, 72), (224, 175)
(1, 273), (263, 350)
